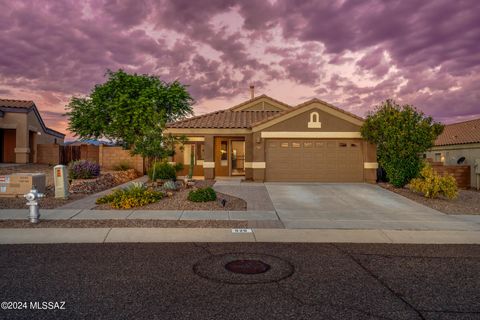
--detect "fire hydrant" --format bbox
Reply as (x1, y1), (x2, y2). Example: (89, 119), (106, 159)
(24, 187), (44, 223)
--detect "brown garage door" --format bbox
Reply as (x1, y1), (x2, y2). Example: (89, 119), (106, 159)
(266, 139), (363, 182)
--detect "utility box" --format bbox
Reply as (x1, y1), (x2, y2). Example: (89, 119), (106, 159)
(475, 159), (480, 174)
(0, 173), (46, 197)
(54, 165), (69, 199)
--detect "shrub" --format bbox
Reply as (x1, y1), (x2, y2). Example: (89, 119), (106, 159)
(162, 180), (177, 191)
(188, 187), (217, 202)
(96, 182), (163, 209)
(361, 99), (444, 187)
(68, 160), (100, 179)
(173, 162), (184, 173)
(148, 162), (177, 181)
(409, 164), (458, 199)
(113, 161), (132, 171)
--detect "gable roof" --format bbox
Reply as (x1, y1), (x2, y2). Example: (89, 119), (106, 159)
(0, 98), (65, 138)
(251, 98), (364, 131)
(435, 118), (480, 146)
(167, 96), (363, 131)
(167, 109), (280, 129)
(229, 94), (291, 111)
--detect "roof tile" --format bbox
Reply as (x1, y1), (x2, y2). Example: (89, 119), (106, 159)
(435, 118), (480, 146)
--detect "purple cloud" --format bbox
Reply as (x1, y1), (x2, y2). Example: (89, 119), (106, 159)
(0, 0), (479, 137)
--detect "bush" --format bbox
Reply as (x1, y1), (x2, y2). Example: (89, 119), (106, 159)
(68, 160), (100, 179)
(188, 187), (217, 202)
(148, 162), (177, 181)
(409, 164), (458, 199)
(361, 99), (444, 187)
(113, 161), (131, 171)
(173, 162), (184, 173)
(162, 180), (177, 191)
(96, 182), (163, 209)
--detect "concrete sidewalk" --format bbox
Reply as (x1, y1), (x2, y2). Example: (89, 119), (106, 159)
(0, 209), (279, 221)
(0, 227), (479, 244)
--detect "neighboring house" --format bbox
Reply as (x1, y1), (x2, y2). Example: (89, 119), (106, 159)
(166, 94), (377, 182)
(0, 99), (65, 164)
(425, 118), (480, 188)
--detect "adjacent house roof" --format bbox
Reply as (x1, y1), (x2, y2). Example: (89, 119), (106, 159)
(435, 118), (480, 146)
(0, 98), (65, 138)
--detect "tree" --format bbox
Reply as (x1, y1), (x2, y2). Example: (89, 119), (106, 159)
(66, 69), (193, 156)
(361, 99), (444, 187)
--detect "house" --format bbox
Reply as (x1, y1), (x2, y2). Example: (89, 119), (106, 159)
(425, 118), (480, 188)
(166, 92), (377, 182)
(0, 99), (65, 163)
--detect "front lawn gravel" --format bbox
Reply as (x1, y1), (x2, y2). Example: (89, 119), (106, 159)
(380, 182), (480, 215)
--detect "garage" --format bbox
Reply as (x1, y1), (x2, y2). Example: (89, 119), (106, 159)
(265, 139), (364, 182)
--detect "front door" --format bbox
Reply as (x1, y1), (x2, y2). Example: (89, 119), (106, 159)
(214, 138), (229, 176)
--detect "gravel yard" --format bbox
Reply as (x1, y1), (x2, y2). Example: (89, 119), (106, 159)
(95, 180), (247, 211)
(380, 183), (480, 215)
(0, 219), (248, 228)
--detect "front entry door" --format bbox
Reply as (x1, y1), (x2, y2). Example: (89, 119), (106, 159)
(214, 138), (229, 176)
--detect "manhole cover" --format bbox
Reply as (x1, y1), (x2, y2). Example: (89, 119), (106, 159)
(225, 259), (271, 274)
(194, 253), (294, 284)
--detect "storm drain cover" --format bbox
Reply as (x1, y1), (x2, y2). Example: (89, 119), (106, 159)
(194, 253), (294, 284)
(225, 259), (271, 274)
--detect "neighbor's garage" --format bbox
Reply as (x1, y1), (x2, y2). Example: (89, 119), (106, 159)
(265, 139), (364, 182)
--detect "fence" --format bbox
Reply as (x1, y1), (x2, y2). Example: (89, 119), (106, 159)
(36, 143), (145, 174)
(432, 163), (471, 189)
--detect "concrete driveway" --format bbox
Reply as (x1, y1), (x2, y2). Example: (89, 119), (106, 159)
(265, 183), (478, 230)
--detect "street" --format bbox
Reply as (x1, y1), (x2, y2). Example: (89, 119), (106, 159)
(1, 243), (479, 319)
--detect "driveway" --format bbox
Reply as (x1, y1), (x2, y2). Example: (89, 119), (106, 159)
(265, 183), (479, 230)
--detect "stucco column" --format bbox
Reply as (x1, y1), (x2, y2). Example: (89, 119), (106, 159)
(363, 142), (377, 183)
(252, 131), (265, 182)
(14, 116), (29, 163)
(244, 133), (253, 180)
(203, 135), (215, 180)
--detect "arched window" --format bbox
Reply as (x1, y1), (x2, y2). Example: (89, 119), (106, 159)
(308, 111), (321, 128)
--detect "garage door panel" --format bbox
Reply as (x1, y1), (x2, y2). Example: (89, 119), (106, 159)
(266, 139), (363, 182)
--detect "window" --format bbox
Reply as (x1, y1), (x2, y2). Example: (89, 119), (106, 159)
(339, 142), (347, 148)
(220, 141), (228, 160)
(304, 142), (313, 148)
(434, 153), (441, 162)
(269, 142), (277, 148)
(280, 142), (289, 148)
(197, 144), (205, 160)
(350, 143), (358, 148)
(292, 142), (301, 148)
(315, 142), (325, 148)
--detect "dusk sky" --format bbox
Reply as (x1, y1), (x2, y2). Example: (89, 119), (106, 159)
(1, 0), (479, 139)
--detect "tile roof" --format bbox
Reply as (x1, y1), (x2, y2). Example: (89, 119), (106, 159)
(0, 98), (65, 138)
(167, 109), (281, 129)
(435, 118), (480, 146)
(0, 98), (35, 109)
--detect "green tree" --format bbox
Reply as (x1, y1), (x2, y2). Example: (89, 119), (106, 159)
(66, 69), (193, 155)
(361, 99), (443, 187)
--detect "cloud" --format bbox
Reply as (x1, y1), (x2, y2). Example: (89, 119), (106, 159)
(0, 0), (478, 138)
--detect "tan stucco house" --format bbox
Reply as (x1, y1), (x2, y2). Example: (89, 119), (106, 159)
(166, 94), (377, 182)
(0, 99), (65, 163)
(425, 118), (480, 188)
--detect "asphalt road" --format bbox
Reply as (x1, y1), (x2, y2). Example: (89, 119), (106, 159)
(1, 243), (479, 320)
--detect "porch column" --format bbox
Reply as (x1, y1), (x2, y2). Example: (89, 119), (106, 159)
(203, 135), (215, 180)
(14, 116), (29, 163)
(244, 133), (253, 180)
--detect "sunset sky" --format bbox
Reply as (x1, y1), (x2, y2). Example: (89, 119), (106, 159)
(1, 0), (479, 139)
